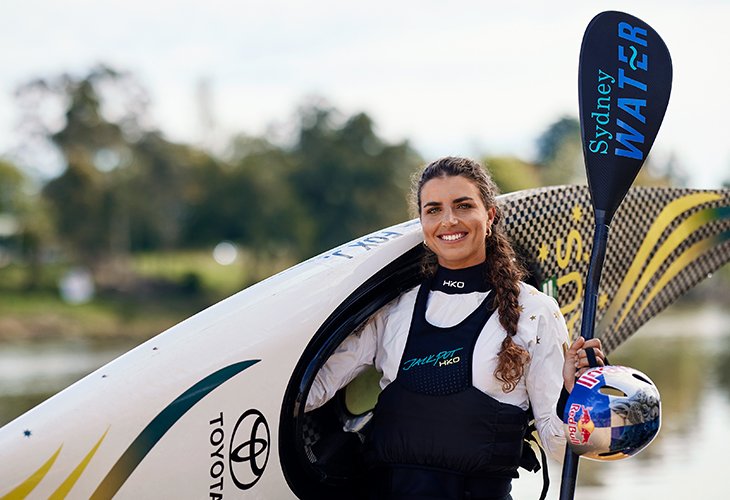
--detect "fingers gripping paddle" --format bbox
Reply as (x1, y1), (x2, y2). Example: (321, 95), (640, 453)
(559, 11), (672, 500)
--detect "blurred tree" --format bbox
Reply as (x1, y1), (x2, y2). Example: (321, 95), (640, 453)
(17, 66), (227, 275)
(0, 159), (55, 288)
(17, 66), (146, 268)
(483, 156), (542, 194)
(190, 104), (422, 263)
(183, 135), (309, 254)
(0, 160), (25, 214)
(120, 132), (200, 251)
(181, 135), (311, 283)
(15, 65), (149, 177)
(289, 104), (421, 256)
(16, 66), (424, 286)
(0, 159), (28, 264)
(535, 115), (585, 185)
(42, 150), (110, 266)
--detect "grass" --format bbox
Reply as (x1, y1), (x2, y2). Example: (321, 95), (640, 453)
(130, 247), (297, 295)
(131, 249), (249, 296)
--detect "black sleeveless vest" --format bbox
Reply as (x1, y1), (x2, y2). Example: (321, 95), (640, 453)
(364, 277), (529, 476)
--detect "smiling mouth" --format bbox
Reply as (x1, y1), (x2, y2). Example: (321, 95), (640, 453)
(439, 232), (467, 242)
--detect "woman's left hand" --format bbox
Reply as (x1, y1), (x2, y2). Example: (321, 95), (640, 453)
(563, 336), (606, 393)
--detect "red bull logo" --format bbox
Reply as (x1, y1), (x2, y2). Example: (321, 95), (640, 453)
(567, 403), (596, 445)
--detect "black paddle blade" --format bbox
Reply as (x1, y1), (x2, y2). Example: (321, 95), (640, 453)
(579, 11), (672, 225)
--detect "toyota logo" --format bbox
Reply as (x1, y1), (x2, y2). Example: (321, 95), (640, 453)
(229, 409), (270, 489)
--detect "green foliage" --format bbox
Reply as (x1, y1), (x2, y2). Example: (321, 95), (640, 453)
(289, 106), (420, 256)
(483, 156), (542, 194)
(183, 135), (308, 256)
(117, 133), (205, 251)
(0, 159), (56, 288)
(536, 115), (581, 165)
(43, 154), (110, 261)
(21, 68), (229, 265)
(131, 250), (248, 297)
(535, 115), (586, 185)
(16, 66), (422, 280)
(0, 160), (25, 213)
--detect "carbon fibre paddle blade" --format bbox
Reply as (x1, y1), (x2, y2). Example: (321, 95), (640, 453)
(579, 11), (672, 225)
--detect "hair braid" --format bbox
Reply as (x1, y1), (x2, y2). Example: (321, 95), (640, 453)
(485, 207), (529, 392)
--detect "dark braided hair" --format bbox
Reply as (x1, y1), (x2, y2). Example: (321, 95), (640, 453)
(412, 156), (529, 392)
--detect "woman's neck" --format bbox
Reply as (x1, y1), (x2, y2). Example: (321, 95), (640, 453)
(430, 261), (491, 294)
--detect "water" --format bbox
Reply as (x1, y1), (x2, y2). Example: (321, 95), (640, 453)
(0, 338), (139, 427)
(1, 306), (729, 498)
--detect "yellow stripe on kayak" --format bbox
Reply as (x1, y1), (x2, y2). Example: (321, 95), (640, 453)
(0, 445), (63, 500)
(48, 428), (110, 500)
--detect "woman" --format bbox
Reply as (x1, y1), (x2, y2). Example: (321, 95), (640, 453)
(306, 157), (604, 500)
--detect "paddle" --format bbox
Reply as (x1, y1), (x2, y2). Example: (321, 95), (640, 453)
(558, 11), (672, 500)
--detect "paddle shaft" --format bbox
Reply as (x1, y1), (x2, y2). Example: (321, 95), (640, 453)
(558, 222), (609, 500)
(578, 221), (610, 344)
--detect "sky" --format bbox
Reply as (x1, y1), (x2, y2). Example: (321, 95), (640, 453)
(2, 0), (729, 187)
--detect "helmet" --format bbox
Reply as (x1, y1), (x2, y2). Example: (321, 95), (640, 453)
(563, 365), (661, 461)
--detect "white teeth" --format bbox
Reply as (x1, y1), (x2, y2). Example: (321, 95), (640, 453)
(440, 233), (465, 241)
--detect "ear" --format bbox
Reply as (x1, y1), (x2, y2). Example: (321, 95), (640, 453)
(487, 206), (496, 225)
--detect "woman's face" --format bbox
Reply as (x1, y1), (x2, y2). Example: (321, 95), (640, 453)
(419, 175), (495, 269)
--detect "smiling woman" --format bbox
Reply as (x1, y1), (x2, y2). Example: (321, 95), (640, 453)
(306, 157), (605, 500)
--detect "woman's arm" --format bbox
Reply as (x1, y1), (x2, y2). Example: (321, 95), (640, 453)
(305, 313), (382, 412)
(526, 298), (607, 462)
(524, 304), (571, 463)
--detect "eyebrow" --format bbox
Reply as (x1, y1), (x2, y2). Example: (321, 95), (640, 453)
(422, 196), (476, 209)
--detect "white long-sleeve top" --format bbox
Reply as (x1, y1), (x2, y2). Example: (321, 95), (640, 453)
(306, 281), (570, 463)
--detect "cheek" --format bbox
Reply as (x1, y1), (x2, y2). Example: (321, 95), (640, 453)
(420, 219), (432, 238)
(468, 215), (488, 233)
(421, 217), (437, 233)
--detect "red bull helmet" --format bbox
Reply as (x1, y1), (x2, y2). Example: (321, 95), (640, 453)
(563, 365), (661, 461)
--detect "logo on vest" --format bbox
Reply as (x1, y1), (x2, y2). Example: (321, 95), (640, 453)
(402, 347), (463, 371)
(443, 280), (465, 288)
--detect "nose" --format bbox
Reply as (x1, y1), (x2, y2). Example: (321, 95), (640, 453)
(441, 208), (458, 227)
